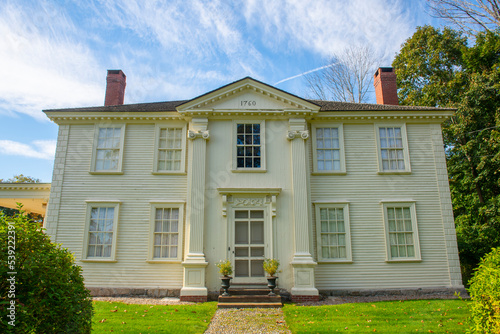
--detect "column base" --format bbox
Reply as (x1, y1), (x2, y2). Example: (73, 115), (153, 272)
(291, 256), (319, 300)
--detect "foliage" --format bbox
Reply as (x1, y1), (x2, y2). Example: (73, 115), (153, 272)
(468, 248), (500, 333)
(283, 299), (470, 333)
(92, 301), (217, 333)
(215, 259), (233, 277)
(0, 174), (41, 183)
(393, 26), (500, 284)
(0, 208), (93, 333)
(263, 258), (280, 277)
(305, 44), (378, 103)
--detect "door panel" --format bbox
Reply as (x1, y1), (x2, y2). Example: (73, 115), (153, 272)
(232, 208), (266, 282)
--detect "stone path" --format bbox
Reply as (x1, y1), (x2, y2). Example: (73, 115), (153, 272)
(204, 308), (292, 334)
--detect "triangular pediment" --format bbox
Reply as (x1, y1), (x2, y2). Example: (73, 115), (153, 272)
(176, 77), (320, 115)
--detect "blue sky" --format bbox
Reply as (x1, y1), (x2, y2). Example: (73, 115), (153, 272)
(0, 0), (443, 182)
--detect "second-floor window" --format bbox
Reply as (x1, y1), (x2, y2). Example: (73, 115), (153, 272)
(234, 121), (265, 171)
(92, 125), (125, 173)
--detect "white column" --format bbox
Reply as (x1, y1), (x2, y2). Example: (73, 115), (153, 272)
(180, 118), (210, 300)
(287, 119), (319, 298)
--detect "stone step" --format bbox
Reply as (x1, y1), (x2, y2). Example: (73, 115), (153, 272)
(217, 302), (283, 309)
(221, 288), (272, 296)
(218, 295), (282, 303)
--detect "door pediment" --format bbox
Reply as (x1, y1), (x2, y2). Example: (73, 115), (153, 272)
(176, 77), (320, 116)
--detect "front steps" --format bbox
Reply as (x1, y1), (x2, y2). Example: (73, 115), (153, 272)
(217, 284), (283, 308)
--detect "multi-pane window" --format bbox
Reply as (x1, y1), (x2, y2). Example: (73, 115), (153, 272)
(87, 207), (115, 258)
(382, 202), (421, 262)
(153, 208), (179, 259)
(319, 207), (347, 259)
(157, 128), (182, 171)
(236, 123), (261, 168)
(94, 127), (123, 171)
(316, 128), (341, 171)
(315, 203), (351, 262)
(379, 127), (405, 170)
(387, 207), (415, 258)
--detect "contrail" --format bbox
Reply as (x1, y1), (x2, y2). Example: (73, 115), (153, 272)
(274, 63), (336, 85)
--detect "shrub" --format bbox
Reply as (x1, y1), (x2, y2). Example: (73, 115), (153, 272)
(263, 258), (280, 277)
(0, 208), (93, 333)
(468, 247), (500, 333)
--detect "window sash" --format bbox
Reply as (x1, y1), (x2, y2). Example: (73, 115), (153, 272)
(153, 208), (180, 259)
(157, 128), (183, 171)
(379, 126), (405, 171)
(316, 128), (341, 171)
(86, 206), (116, 259)
(319, 207), (347, 259)
(95, 128), (122, 171)
(236, 123), (262, 168)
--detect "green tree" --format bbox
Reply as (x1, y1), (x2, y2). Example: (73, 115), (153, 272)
(0, 174), (41, 183)
(393, 26), (500, 283)
(0, 207), (93, 333)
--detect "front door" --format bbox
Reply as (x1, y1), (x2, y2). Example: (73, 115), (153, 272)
(231, 208), (266, 283)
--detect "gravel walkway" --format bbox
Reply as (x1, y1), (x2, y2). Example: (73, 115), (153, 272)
(204, 308), (291, 334)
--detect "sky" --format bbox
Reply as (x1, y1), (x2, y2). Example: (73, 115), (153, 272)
(0, 0), (444, 182)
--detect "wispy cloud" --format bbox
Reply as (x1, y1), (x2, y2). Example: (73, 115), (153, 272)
(0, 139), (56, 160)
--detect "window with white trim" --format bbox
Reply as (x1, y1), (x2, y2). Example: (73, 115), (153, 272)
(375, 124), (411, 173)
(148, 203), (184, 262)
(83, 202), (120, 261)
(91, 125), (125, 173)
(315, 203), (352, 262)
(153, 125), (186, 173)
(381, 201), (421, 261)
(233, 121), (266, 171)
(312, 124), (346, 173)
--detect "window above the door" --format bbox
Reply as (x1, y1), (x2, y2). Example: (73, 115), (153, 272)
(311, 123), (346, 175)
(232, 120), (266, 172)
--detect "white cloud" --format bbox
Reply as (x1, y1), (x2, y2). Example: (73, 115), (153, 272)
(0, 139), (56, 160)
(0, 1), (104, 120)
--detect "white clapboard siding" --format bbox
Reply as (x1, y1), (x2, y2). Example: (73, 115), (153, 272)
(311, 122), (451, 289)
(55, 123), (186, 288)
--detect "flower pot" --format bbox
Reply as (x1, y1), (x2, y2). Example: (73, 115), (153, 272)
(220, 276), (232, 296)
(267, 276), (278, 296)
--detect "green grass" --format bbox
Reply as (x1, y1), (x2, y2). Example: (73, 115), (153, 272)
(283, 299), (470, 333)
(91, 301), (218, 334)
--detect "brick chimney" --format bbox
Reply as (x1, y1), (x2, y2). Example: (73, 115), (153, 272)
(104, 70), (126, 106)
(373, 67), (398, 105)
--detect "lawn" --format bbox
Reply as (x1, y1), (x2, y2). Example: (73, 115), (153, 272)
(283, 299), (470, 333)
(91, 301), (218, 334)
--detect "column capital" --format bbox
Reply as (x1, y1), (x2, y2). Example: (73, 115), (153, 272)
(287, 130), (309, 140)
(188, 129), (210, 140)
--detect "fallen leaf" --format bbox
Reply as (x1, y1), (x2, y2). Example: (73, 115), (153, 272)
(99, 319), (106, 323)
(122, 322), (126, 324)
(458, 323), (463, 325)
(110, 310), (117, 312)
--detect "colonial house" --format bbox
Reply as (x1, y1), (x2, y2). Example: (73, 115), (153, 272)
(40, 68), (464, 302)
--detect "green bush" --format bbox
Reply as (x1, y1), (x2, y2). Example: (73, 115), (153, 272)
(468, 247), (500, 333)
(0, 208), (93, 333)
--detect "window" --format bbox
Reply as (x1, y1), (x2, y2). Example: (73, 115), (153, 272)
(312, 124), (346, 174)
(233, 121), (266, 171)
(91, 125), (125, 173)
(148, 203), (184, 262)
(381, 201), (421, 262)
(82, 202), (120, 262)
(315, 203), (352, 262)
(153, 125), (186, 173)
(375, 124), (411, 173)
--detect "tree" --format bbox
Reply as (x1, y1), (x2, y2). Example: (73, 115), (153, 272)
(305, 45), (379, 103)
(427, 0), (500, 34)
(0, 174), (41, 183)
(0, 207), (93, 333)
(393, 26), (500, 283)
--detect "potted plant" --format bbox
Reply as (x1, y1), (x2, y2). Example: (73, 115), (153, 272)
(216, 259), (233, 296)
(263, 258), (280, 296)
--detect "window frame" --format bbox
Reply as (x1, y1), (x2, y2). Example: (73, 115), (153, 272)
(81, 201), (121, 262)
(311, 123), (346, 175)
(314, 202), (352, 263)
(152, 123), (187, 174)
(90, 124), (126, 174)
(147, 202), (184, 263)
(232, 120), (266, 172)
(374, 123), (411, 174)
(381, 200), (421, 262)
